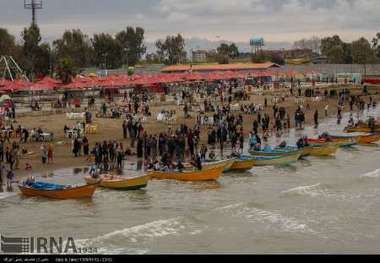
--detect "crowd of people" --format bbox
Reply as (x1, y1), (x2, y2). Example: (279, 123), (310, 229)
(0, 78), (379, 187)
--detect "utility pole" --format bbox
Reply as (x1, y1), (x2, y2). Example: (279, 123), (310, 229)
(24, 0), (43, 25)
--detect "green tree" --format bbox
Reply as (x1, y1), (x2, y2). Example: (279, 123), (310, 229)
(56, 57), (77, 84)
(92, 33), (122, 69)
(116, 27), (146, 66)
(0, 28), (18, 56)
(326, 45), (345, 64)
(53, 29), (93, 69)
(155, 34), (186, 65)
(351, 37), (375, 64)
(372, 32), (380, 60)
(145, 53), (161, 64)
(21, 23), (51, 78)
(216, 43), (239, 63)
(251, 51), (268, 63)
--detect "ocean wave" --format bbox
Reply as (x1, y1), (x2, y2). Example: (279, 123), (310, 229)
(281, 183), (330, 198)
(360, 169), (380, 178)
(215, 203), (315, 234)
(77, 216), (204, 253)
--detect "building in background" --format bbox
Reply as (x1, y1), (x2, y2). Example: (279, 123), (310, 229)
(192, 50), (208, 63)
(161, 62), (280, 73)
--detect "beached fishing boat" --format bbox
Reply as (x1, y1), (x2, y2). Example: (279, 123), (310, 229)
(248, 147), (303, 157)
(230, 158), (256, 171)
(301, 144), (339, 157)
(84, 175), (149, 190)
(18, 181), (97, 199)
(329, 133), (380, 145)
(203, 158), (236, 172)
(344, 121), (380, 133)
(148, 166), (223, 181)
(307, 138), (356, 148)
(355, 133), (380, 144)
(248, 153), (301, 166)
(345, 127), (380, 133)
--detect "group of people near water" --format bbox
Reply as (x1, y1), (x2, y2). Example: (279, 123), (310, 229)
(84, 79), (380, 176)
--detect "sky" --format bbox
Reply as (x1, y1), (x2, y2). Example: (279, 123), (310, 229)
(1, 0), (379, 47)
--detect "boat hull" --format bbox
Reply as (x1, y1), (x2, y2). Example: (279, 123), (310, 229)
(345, 127), (380, 133)
(308, 139), (356, 148)
(249, 148), (302, 157)
(356, 134), (380, 144)
(203, 159), (236, 172)
(148, 166), (223, 181)
(253, 153), (301, 166)
(331, 133), (380, 145)
(18, 184), (97, 199)
(301, 144), (338, 157)
(84, 175), (149, 190)
(230, 159), (256, 171)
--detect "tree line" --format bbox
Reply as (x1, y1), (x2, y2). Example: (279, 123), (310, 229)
(0, 24), (147, 82)
(1, 23), (380, 83)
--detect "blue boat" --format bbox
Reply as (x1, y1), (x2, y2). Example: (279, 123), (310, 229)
(249, 145), (301, 157)
(241, 153), (301, 166)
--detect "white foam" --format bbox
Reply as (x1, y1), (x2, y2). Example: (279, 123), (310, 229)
(216, 203), (315, 234)
(78, 217), (183, 245)
(281, 183), (329, 197)
(0, 192), (17, 200)
(360, 168), (380, 178)
(77, 216), (204, 252)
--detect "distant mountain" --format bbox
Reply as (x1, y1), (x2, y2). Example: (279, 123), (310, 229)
(145, 37), (293, 56)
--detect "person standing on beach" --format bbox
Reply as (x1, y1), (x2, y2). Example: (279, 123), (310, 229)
(47, 143), (54, 164)
(314, 110), (319, 128)
(122, 120), (128, 139)
(40, 143), (48, 164)
(239, 133), (244, 154)
(82, 136), (89, 156)
(73, 138), (80, 157)
(253, 119), (259, 135)
(0, 139), (4, 162)
(337, 105), (343, 125)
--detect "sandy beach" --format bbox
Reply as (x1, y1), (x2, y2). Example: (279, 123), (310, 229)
(8, 84), (379, 179)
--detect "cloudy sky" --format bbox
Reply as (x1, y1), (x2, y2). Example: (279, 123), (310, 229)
(1, 0), (379, 45)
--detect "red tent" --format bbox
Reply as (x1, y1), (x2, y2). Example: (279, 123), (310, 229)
(0, 79), (31, 92)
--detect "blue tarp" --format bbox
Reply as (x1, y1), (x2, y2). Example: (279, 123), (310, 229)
(30, 181), (66, 190)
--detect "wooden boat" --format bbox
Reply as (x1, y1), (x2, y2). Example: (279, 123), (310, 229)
(18, 182), (97, 199)
(345, 127), (380, 133)
(148, 166), (223, 181)
(203, 159), (236, 172)
(329, 133), (380, 145)
(301, 144), (339, 157)
(249, 153), (301, 166)
(249, 147), (303, 157)
(307, 138), (356, 148)
(230, 158), (256, 171)
(84, 175), (149, 190)
(344, 121), (380, 133)
(356, 133), (380, 144)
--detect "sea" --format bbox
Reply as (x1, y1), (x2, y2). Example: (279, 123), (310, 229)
(0, 106), (379, 254)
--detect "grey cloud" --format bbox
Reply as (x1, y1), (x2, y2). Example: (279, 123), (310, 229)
(0, 0), (379, 44)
